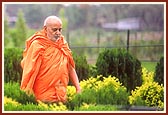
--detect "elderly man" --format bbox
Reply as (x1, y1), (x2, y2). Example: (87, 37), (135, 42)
(20, 15), (81, 103)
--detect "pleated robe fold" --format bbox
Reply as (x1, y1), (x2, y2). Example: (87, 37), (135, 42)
(20, 29), (75, 102)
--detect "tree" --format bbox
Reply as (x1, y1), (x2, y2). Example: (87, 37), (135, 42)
(4, 16), (10, 46)
(154, 56), (164, 85)
(12, 9), (27, 47)
(96, 48), (142, 92)
(59, 8), (68, 35)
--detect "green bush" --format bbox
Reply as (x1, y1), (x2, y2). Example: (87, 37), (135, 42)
(72, 52), (90, 81)
(4, 102), (46, 111)
(74, 103), (120, 111)
(154, 56), (164, 85)
(129, 68), (164, 109)
(4, 82), (36, 104)
(4, 96), (68, 111)
(96, 48), (142, 91)
(129, 82), (164, 109)
(4, 76), (128, 111)
(4, 48), (23, 83)
(68, 76), (129, 110)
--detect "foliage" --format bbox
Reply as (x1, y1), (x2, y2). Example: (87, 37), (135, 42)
(72, 52), (90, 81)
(96, 48), (142, 91)
(129, 82), (164, 109)
(37, 101), (68, 111)
(129, 69), (164, 109)
(141, 68), (154, 84)
(4, 16), (11, 47)
(4, 96), (21, 106)
(59, 7), (68, 34)
(4, 82), (36, 104)
(4, 48), (23, 83)
(4, 96), (68, 111)
(89, 65), (97, 77)
(5, 4), (164, 31)
(4, 74), (164, 111)
(74, 103), (120, 111)
(68, 76), (129, 110)
(4, 76), (128, 111)
(154, 56), (164, 85)
(12, 9), (27, 47)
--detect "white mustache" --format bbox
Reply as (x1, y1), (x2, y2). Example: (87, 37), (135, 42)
(54, 34), (60, 39)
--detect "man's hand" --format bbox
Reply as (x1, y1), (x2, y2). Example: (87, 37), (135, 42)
(76, 87), (81, 94)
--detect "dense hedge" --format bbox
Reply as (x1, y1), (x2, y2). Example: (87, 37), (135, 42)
(129, 68), (164, 109)
(129, 82), (164, 109)
(96, 48), (142, 91)
(4, 82), (36, 104)
(154, 56), (164, 85)
(72, 52), (90, 81)
(4, 48), (23, 83)
(4, 74), (164, 111)
(68, 76), (129, 109)
(4, 76), (129, 111)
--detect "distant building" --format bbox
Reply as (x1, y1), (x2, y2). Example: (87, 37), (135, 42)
(102, 17), (145, 31)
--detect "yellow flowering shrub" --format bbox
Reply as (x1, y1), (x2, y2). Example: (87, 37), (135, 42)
(4, 96), (21, 106)
(129, 68), (164, 109)
(37, 100), (68, 111)
(68, 75), (129, 109)
(142, 67), (154, 84)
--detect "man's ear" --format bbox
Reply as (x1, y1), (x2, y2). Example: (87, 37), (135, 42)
(44, 26), (47, 32)
(43, 26), (47, 36)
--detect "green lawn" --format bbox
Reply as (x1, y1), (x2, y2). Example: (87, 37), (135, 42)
(141, 61), (157, 72)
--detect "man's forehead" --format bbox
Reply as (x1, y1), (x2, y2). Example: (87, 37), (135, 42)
(44, 16), (62, 26)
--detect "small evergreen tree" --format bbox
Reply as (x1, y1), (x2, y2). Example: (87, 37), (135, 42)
(59, 8), (68, 33)
(154, 56), (164, 85)
(72, 52), (90, 81)
(4, 16), (10, 47)
(96, 48), (142, 91)
(12, 9), (27, 47)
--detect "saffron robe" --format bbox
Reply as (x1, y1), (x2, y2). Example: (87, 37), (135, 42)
(20, 29), (75, 103)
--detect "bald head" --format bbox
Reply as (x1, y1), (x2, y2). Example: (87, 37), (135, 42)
(43, 16), (63, 42)
(43, 16), (62, 27)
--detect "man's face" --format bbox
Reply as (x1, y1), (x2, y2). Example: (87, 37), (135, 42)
(45, 22), (62, 42)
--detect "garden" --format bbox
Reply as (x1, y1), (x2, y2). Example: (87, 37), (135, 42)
(3, 48), (164, 112)
(3, 3), (165, 112)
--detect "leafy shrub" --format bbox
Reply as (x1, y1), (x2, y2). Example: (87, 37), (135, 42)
(4, 76), (128, 111)
(142, 68), (154, 84)
(4, 96), (68, 111)
(154, 56), (164, 85)
(89, 65), (98, 77)
(72, 52), (90, 81)
(129, 68), (164, 109)
(68, 76), (129, 110)
(96, 48), (142, 91)
(96, 76), (129, 105)
(4, 102), (46, 111)
(4, 82), (36, 104)
(4, 48), (23, 83)
(74, 103), (119, 111)
(129, 75), (164, 109)
(4, 96), (21, 106)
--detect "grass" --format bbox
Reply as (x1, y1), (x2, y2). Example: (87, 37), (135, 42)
(141, 61), (157, 72)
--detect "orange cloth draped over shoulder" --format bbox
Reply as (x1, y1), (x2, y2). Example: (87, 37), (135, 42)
(20, 29), (75, 103)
